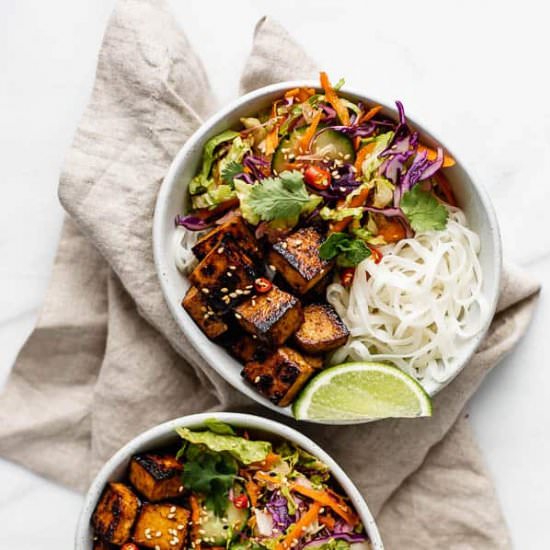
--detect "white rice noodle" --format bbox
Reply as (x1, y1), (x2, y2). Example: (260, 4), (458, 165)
(173, 226), (202, 274)
(327, 207), (488, 387)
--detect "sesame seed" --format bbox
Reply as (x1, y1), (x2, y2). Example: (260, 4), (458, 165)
(344, 153), (351, 160)
(281, 242), (288, 249)
(234, 313), (242, 319)
(252, 334), (257, 339)
(229, 265), (237, 270)
(245, 285), (254, 289)
(229, 292), (237, 298)
(243, 290), (251, 295)
(156, 530), (162, 537)
(167, 513), (176, 519)
(221, 287), (229, 293)
(155, 546), (161, 550)
(226, 272), (233, 277)
(199, 529), (206, 535)
(217, 246), (224, 254)
(200, 306), (207, 312)
(236, 289), (243, 295)
(269, 265), (277, 271)
(254, 376), (261, 383)
(177, 524), (185, 530)
(178, 485), (184, 492)
(201, 288), (209, 294)
(339, 187), (346, 192)
(266, 297), (273, 303)
(251, 300), (256, 306)
(146, 533), (152, 540)
(294, 239), (302, 245)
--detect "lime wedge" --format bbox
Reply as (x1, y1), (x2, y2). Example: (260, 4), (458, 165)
(292, 362), (432, 422)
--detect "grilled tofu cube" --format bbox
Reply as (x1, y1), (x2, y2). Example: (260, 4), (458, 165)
(242, 347), (315, 406)
(303, 353), (324, 369)
(268, 227), (334, 295)
(230, 334), (269, 363)
(234, 285), (303, 347)
(92, 483), (140, 545)
(192, 216), (262, 263)
(129, 454), (184, 502)
(294, 304), (349, 353)
(182, 286), (228, 339)
(133, 503), (189, 550)
(189, 235), (257, 313)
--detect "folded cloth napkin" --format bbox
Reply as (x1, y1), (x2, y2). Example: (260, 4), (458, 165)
(0, 1), (540, 547)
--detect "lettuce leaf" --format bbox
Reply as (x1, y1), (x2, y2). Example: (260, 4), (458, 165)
(176, 427), (271, 464)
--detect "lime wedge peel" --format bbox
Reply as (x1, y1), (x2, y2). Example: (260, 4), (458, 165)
(292, 361), (433, 423)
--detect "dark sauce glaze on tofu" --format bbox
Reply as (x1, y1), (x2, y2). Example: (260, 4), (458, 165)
(182, 216), (350, 407)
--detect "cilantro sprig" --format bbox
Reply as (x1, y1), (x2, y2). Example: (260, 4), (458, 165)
(247, 170), (320, 224)
(221, 161), (244, 185)
(319, 232), (371, 267)
(180, 443), (238, 517)
(401, 185), (448, 232)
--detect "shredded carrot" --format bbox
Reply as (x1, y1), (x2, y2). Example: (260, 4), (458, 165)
(377, 219), (406, 243)
(417, 144), (455, 167)
(354, 141), (376, 172)
(290, 483), (358, 525)
(330, 185), (371, 233)
(359, 105), (383, 124)
(189, 495), (202, 550)
(255, 471), (280, 485)
(319, 514), (336, 530)
(245, 479), (260, 507)
(353, 136), (362, 151)
(276, 501), (322, 550)
(298, 110), (323, 153)
(285, 87), (315, 102)
(320, 72), (350, 126)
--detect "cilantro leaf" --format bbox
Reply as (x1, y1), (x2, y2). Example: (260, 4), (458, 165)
(182, 443), (238, 516)
(319, 232), (371, 267)
(247, 171), (316, 223)
(400, 185), (448, 232)
(221, 161), (244, 185)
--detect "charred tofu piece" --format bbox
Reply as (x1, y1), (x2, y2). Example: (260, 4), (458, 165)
(92, 483), (140, 545)
(189, 235), (257, 313)
(192, 216), (262, 263)
(303, 353), (325, 369)
(129, 454), (184, 502)
(234, 285), (303, 347)
(294, 304), (349, 353)
(242, 347), (315, 406)
(182, 286), (228, 339)
(133, 503), (189, 550)
(268, 227), (333, 295)
(230, 334), (269, 363)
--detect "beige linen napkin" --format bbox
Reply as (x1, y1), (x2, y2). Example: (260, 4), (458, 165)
(0, 1), (540, 547)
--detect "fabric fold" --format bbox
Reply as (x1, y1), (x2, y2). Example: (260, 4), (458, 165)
(0, 1), (540, 547)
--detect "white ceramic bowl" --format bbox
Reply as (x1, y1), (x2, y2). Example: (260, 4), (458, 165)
(153, 81), (502, 419)
(75, 412), (384, 549)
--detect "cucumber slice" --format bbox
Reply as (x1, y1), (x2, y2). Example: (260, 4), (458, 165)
(199, 485), (250, 546)
(272, 127), (355, 174)
(312, 129), (355, 163)
(272, 127), (306, 174)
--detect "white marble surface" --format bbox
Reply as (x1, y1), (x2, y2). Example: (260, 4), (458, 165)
(0, 0), (548, 548)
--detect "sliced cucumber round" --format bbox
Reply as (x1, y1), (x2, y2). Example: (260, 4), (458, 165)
(312, 129), (355, 163)
(272, 127), (355, 174)
(199, 485), (250, 546)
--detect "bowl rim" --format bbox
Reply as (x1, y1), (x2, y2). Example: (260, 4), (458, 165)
(153, 80), (502, 422)
(74, 412), (384, 549)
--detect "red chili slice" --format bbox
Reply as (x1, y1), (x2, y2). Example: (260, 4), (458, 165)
(370, 247), (383, 264)
(233, 494), (249, 509)
(340, 268), (355, 287)
(254, 277), (273, 293)
(304, 165), (331, 191)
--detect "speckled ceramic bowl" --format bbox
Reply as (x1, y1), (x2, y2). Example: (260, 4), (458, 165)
(153, 81), (502, 421)
(75, 412), (384, 549)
